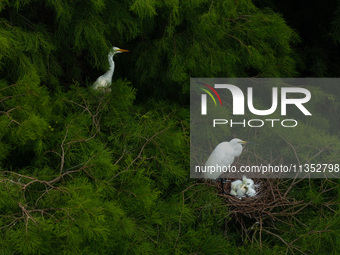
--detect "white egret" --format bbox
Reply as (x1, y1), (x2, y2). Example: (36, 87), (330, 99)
(236, 184), (248, 197)
(246, 187), (256, 197)
(230, 183), (248, 197)
(231, 179), (243, 191)
(230, 178), (247, 198)
(242, 175), (259, 197)
(204, 138), (248, 194)
(242, 175), (254, 189)
(230, 175), (258, 198)
(204, 138), (248, 180)
(92, 46), (129, 91)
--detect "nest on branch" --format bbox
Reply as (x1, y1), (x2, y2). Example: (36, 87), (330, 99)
(218, 178), (303, 219)
(200, 171), (337, 252)
(215, 178), (306, 242)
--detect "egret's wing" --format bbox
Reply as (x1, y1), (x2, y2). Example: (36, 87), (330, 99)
(93, 76), (111, 90)
(205, 142), (235, 167)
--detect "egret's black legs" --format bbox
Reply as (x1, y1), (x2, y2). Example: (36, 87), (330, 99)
(219, 178), (230, 195)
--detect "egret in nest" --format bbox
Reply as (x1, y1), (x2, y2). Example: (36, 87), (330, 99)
(230, 175), (257, 198)
(92, 46), (129, 91)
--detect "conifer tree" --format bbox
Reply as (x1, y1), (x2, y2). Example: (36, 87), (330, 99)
(0, 0), (338, 254)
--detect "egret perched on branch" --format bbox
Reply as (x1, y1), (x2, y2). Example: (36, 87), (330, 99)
(92, 46), (129, 91)
(204, 138), (248, 194)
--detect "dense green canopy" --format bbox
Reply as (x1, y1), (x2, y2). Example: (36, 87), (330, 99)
(0, 0), (339, 254)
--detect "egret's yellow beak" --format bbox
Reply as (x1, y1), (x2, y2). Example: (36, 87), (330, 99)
(117, 48), (129, 52)
(239, 141), (247, 144)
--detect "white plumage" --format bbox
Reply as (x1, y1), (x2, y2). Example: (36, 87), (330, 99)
(230, 180), (247, 198)
(236, 184), (248, 197)
(230, 175), (258, 198)
(92, 46), (129, 91)
(230, 179), (242, 191)
(204, 138), (247, 179)
(246, 187), (257, 197)
(242, 175), (255, 189)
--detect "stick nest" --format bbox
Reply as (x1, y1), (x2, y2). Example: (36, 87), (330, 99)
(218, 178), (303, 220)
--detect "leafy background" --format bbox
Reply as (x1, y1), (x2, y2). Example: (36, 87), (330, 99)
(0, 0), (339, 254)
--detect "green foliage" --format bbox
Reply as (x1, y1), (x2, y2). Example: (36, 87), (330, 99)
(0, 0), (299, 101)
(0, 0), (338, 254)
(130, 0), (299, 100)
(256, 0), (340, 77)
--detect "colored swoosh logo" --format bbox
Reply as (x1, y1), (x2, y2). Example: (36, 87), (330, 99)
(197, 81), (222, 106)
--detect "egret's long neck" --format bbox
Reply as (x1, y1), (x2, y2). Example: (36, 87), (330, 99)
(105, 54), (115, 81)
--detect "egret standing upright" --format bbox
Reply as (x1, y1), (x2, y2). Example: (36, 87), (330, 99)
(204, 138), (248, 194)
(92, 46), (129, 91)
